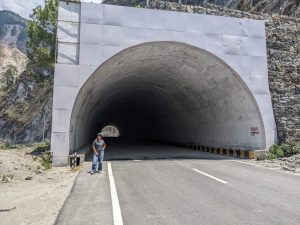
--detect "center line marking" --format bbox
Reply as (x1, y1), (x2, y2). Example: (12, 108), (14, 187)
(193, 168), (229, 184)
(108, 162), (124, 225)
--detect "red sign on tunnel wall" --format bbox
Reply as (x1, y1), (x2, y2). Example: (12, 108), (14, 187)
(250, 127), (260, 136)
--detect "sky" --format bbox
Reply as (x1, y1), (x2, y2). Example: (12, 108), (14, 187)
(0, 0), (44, 19)
(0, 0), (104, 19)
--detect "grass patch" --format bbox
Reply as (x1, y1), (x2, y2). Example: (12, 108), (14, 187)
(0, 142), (23, 150)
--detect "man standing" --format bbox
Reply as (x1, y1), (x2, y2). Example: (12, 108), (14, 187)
(91, 133), (106, 175)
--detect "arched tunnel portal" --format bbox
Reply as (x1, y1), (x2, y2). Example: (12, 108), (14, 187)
(69, 42), (265, 155)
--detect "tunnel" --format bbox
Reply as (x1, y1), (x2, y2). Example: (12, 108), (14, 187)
(69, 42), (265, 154)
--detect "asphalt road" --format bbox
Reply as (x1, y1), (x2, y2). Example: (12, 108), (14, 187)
(55, 143), (300, 225)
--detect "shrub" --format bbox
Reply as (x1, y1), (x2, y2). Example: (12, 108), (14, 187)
(269, 144), (284, 158)
(35, 140), (50, 151)
(41, 150), (52, 169)
(30, 141), (50, 156)
(281, 142), (300, 157)
(266, 152), (277, 160)
(268, 142), (300, 159)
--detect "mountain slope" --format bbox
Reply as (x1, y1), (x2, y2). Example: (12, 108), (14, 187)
(0, 10), (28, 53)
(0, 10), (52, 144)
(0, 45), (27, 82)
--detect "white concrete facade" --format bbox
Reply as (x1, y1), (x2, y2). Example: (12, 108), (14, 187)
(51, 1), (277, 165)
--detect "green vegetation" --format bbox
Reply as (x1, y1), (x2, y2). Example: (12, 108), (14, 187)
(26, 0), (57, 74)
(268, 144), (284, 158)
(41, 151), (52, 169)
(281, 142), (300, 157)
(0, 142), (24, 150)
(7, 144), (17, 149)
(34, 141), (52, 169)
(0, 141), (52, 170)
(267, 142), (300, 160)
(35, 140), (50, 152)
(0, 65), (17, 89)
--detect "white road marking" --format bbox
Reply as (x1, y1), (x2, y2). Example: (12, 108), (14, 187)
(231, 160), (300, 176)
(231, 160), (264, 168)
(108, 162), (124, 225)
(193, 168), (228, 184)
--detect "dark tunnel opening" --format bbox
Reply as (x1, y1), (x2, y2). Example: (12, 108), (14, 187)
(69, 42), (265, 158)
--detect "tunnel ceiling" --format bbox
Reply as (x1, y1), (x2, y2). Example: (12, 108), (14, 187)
(70, 42), (265, 151)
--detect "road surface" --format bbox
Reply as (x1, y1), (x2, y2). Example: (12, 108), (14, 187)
(55, 143), (300, 225)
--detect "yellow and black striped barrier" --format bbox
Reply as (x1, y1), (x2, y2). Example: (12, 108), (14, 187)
(186, 144), (255, 160)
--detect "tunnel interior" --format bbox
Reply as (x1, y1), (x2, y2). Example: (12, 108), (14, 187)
(70, 42), (265, 154)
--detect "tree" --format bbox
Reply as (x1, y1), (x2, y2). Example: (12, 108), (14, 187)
(26, 0), (57, 72)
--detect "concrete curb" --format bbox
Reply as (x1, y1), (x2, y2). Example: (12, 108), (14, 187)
(184, 144), (257, 159)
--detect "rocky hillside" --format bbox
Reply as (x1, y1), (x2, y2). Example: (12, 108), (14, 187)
(0, 11), (28, 90)
(0, 11), (28, 87)
(0, 11), (52, 144)
(225, 0), (300, 16)
(0, 45), (28, 88)
(0, 10), (28, 53)
(111, 0), (300, 17)
(182, 0), (300, 17)
(0, 74), (53, 144)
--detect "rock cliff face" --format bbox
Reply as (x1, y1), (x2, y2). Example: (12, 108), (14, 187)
(105, 0), (300, 143)
(0, 75), (53, 144)
(0, 45), (27, 85)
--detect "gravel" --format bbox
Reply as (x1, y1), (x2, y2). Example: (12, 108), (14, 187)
(255, 154), (300, 173)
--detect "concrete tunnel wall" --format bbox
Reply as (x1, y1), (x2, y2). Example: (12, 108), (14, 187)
(51, 2), (277, 165)
(70, 42), (265, 152)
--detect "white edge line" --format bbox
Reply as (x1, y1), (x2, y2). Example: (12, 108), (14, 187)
(231, 160), (300, 177)
(108, 162), (124, 225)
(231, 160), (263, 168)
(193, 168), (228, 184)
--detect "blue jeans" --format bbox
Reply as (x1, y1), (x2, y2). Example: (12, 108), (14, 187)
(91, 150), (104, 172)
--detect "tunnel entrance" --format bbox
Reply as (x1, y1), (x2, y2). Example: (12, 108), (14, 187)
(70, 42), (265, 156)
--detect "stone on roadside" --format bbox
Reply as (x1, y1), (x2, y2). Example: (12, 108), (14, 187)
(25, 176), (32, 180)
(35, 170), (42, 174)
